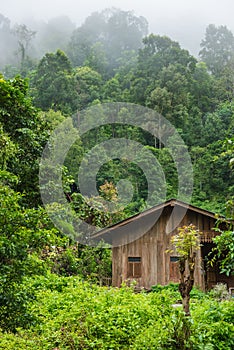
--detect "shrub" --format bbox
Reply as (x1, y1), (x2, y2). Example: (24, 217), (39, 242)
(0, 276), (233, 349)
(209, 283), (231, 301)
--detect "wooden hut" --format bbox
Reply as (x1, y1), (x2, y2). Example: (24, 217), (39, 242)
(93, 199), (234, 291)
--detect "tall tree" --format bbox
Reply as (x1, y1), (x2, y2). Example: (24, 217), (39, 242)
(199, 24), (234, 76)
(31, 50), (78, 114)
(36, 15), (75, 54)
(210, 137), (234, 277)
(0, 13), (16, 70)
(13, 24), (36, 73)
(130, 34), (196, 127)
(0, 75), (49, 206)
(68, 8), (148, 75)
(137, 34), (196, 79)
(74, 66), (103, 110)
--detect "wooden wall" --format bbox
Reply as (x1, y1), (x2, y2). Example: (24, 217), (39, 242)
(112, 206), (222, 290)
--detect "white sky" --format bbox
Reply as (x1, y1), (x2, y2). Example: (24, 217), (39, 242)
(1, 0), (234, 55)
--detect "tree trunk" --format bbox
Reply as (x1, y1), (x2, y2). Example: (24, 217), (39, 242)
(181, 294), (191, 316)
(178, 253), (196, 316)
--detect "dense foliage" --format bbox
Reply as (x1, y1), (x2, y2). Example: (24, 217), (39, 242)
(0, 6), (233, 347)
(0, 279), (233, 349)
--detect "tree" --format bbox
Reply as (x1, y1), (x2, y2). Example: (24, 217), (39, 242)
(0, 75), (49, 206)
(211, 228), (234, 276)
(146, 64), (190, 127)
(104, 8), (148, 66)
(137, 34), (196, 79)
(84, 42), (108, 76)
(13, 24), (36, 74)
(36, 15), (75, 54)
(189, 62), (217, 114)
(0, 168), (67, 331)
(190, 141), (233, 212)
(102, 77), (122, 102)
(31, 50), (78, 114)
(130, 34), (196, 117)
(67, 8), (148, 75)
(74, 66), (103, 110)
(170, 224), (202, 316)
(0, 13), (16, 71)
(210, 137), (234, 276)
(0, 125), (16, 170)
(199, 24), (234, 76)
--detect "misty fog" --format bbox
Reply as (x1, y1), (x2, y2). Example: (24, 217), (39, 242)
(1, 0), (234, 56)
(0, 0), (234, 76)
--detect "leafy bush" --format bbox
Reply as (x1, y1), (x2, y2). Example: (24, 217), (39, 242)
(209, 283), (231, 301)
(151, 283), (181, 301)
(151, 283), (207, 303)
(191, 298), (234, 349)
(0, 276), (233, 349)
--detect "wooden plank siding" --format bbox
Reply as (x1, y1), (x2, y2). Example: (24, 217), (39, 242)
(93, 199), (234, 291)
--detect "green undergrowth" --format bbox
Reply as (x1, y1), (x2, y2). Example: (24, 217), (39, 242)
(151, 283), (208, 303)
(0, 275), (233, 349)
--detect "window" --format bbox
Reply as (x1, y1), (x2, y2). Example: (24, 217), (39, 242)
(170, 256), (179, 262)
(127, 257), (142, 278)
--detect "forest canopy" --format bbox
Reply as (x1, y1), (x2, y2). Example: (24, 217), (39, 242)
(0, 7), (233, 347)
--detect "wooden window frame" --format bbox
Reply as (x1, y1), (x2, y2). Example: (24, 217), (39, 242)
(127, 257), (142, 278)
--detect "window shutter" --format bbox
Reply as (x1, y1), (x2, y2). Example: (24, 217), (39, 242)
(127, 257), (142, 278)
